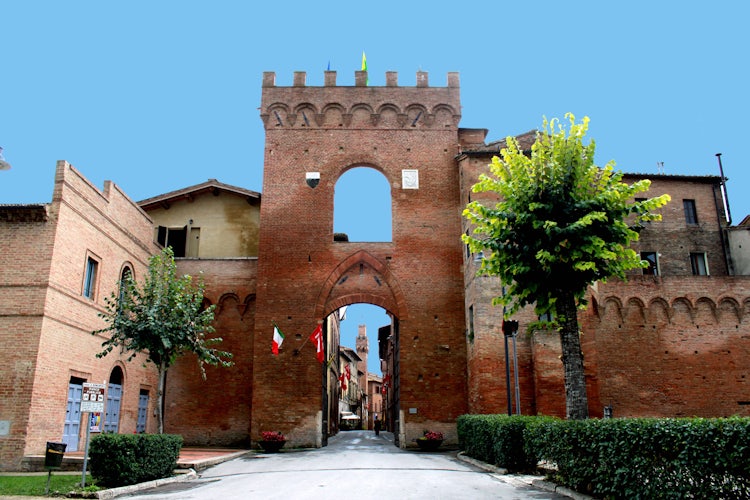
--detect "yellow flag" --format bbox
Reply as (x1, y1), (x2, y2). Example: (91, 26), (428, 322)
(361, 51), (369, 85)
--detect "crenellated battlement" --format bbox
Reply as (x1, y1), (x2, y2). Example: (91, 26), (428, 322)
(262, 70), (460, 88)
(260, 71), (461, 130)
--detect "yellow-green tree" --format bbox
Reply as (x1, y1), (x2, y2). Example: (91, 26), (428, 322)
(94, 247), (233, 433)
(463, 114), (670, 419)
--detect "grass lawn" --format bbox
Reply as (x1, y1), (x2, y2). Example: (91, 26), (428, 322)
(0, 473), (100, 496)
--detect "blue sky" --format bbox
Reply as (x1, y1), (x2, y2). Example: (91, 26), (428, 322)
(2, 2), (748, 375)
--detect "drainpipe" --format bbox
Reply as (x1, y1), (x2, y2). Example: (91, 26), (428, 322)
(716, 153), (732, 226)
(714, 154), (733, 275)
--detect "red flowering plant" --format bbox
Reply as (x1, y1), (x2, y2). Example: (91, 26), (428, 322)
(421, 430), (444, 441)
(261, 431), (285, 442)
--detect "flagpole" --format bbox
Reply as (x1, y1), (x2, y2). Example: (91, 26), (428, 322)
(293, 321), (322, 356)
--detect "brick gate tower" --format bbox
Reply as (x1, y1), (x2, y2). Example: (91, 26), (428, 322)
(252, 70), (468, 447)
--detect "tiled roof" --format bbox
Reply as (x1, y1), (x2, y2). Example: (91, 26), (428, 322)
(0, 204), (48, 222)
(462, 130), (537, 154)
(462, 131), (722, 183)
(139, 179), (260, 210)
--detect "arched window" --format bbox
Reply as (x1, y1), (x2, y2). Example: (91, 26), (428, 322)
(333, 167), (392, 242)
(119, 266), (132, 302)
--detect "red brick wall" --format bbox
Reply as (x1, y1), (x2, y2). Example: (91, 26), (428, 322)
(459, 149), (746, 420)
(165, 258), (257, 446)
(582, 276), (750, 418)
(0, 162), (160, 470)
(462, 276), (750, 419)
(0, 204), (54, 469)
(252, 71), (468, 447)
(624, 175), (728, 277)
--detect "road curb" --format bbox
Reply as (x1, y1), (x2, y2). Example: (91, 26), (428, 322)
(455, 452), (591, 500)
(91, 469), (198, 499)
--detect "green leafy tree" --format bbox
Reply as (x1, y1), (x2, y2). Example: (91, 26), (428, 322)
(463, 114), (670, 419)
(94, 247), (233, 433)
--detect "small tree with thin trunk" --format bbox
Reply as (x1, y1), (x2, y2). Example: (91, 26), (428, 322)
(94, 246), (233, 433)
(463, 114), (670, 419)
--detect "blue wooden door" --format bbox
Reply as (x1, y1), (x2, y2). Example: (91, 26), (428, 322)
(63, 383), (82, 451)
(136, 391), (149, 433)
(103, 383), (122, 433)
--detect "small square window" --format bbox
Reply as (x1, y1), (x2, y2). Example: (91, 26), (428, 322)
(538, 311), (555, 322)
(156, 225), (187, 257)
(83, 256), (99, 299)
(641, 252), (659, 276)
(690, 252), (708, 276)
(683, 199), (698, 225)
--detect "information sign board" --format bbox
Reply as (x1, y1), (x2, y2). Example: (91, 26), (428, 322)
(80, 383), (106, 413)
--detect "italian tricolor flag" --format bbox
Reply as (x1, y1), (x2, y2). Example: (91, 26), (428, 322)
(272, 325), (285, 355)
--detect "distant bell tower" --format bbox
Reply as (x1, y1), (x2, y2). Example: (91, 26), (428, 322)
(356, 324), (369, 382)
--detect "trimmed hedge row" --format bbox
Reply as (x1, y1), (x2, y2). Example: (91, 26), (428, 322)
(457, 414), (555, 472)
(89, 433), (183, 487)
(458, 415), (750, 498)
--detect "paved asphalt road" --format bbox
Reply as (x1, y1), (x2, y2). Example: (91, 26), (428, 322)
(121, 431), (570, 500)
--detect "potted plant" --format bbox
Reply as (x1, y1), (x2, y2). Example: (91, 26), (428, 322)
(258, 431), (286, 453)
(415, 430), (444, 451)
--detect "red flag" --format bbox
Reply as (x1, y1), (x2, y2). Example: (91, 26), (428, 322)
(382, 373), (391, 394)
(310, 324), (324, 363)
(345, 364), (351, 381)
(339, 373), (347, 391)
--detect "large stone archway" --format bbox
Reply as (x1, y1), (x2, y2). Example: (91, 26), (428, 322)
(251, 70), (468, 448)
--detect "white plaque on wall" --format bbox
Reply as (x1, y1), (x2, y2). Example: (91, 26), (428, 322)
(402, 169), (419, 189)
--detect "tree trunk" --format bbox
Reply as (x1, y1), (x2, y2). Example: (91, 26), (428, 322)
(157, 360), (167, 434)
(557, 291), (589, 419)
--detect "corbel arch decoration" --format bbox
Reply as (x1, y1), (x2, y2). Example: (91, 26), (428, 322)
(624, 297), (647, 325)
(216, 293), (240, 316)
(671, 297), (695, 324)
(293, 102), (319, 127)
(717, 296), (741, 324)
(694, 296), (718, 325)
(601, 296), (624, 324)
(647, 297), (672, 324)
(263, 103), (291, 128)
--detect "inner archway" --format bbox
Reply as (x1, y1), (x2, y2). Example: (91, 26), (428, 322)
(323, 302), (400, 446)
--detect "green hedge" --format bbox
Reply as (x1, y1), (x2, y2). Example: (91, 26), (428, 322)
(459, 415), (750, 498)
(529, 417), (750, 498)
(89, 433), (183, 487)
(457, 414), (553, 472)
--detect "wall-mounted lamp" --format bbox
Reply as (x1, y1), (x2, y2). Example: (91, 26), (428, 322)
(306, 172), (320, 188)
(0, 147), (12, 171)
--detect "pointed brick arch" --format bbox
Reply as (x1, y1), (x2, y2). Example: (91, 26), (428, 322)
(315, 250), (407, 321)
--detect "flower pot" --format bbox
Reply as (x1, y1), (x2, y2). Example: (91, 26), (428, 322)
(416, 438), (443, 451)
(259, 440), (286, 453)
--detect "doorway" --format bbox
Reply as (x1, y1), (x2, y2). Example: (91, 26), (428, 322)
(323, 304), (400, 446)
(63, 377), (85, 451)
